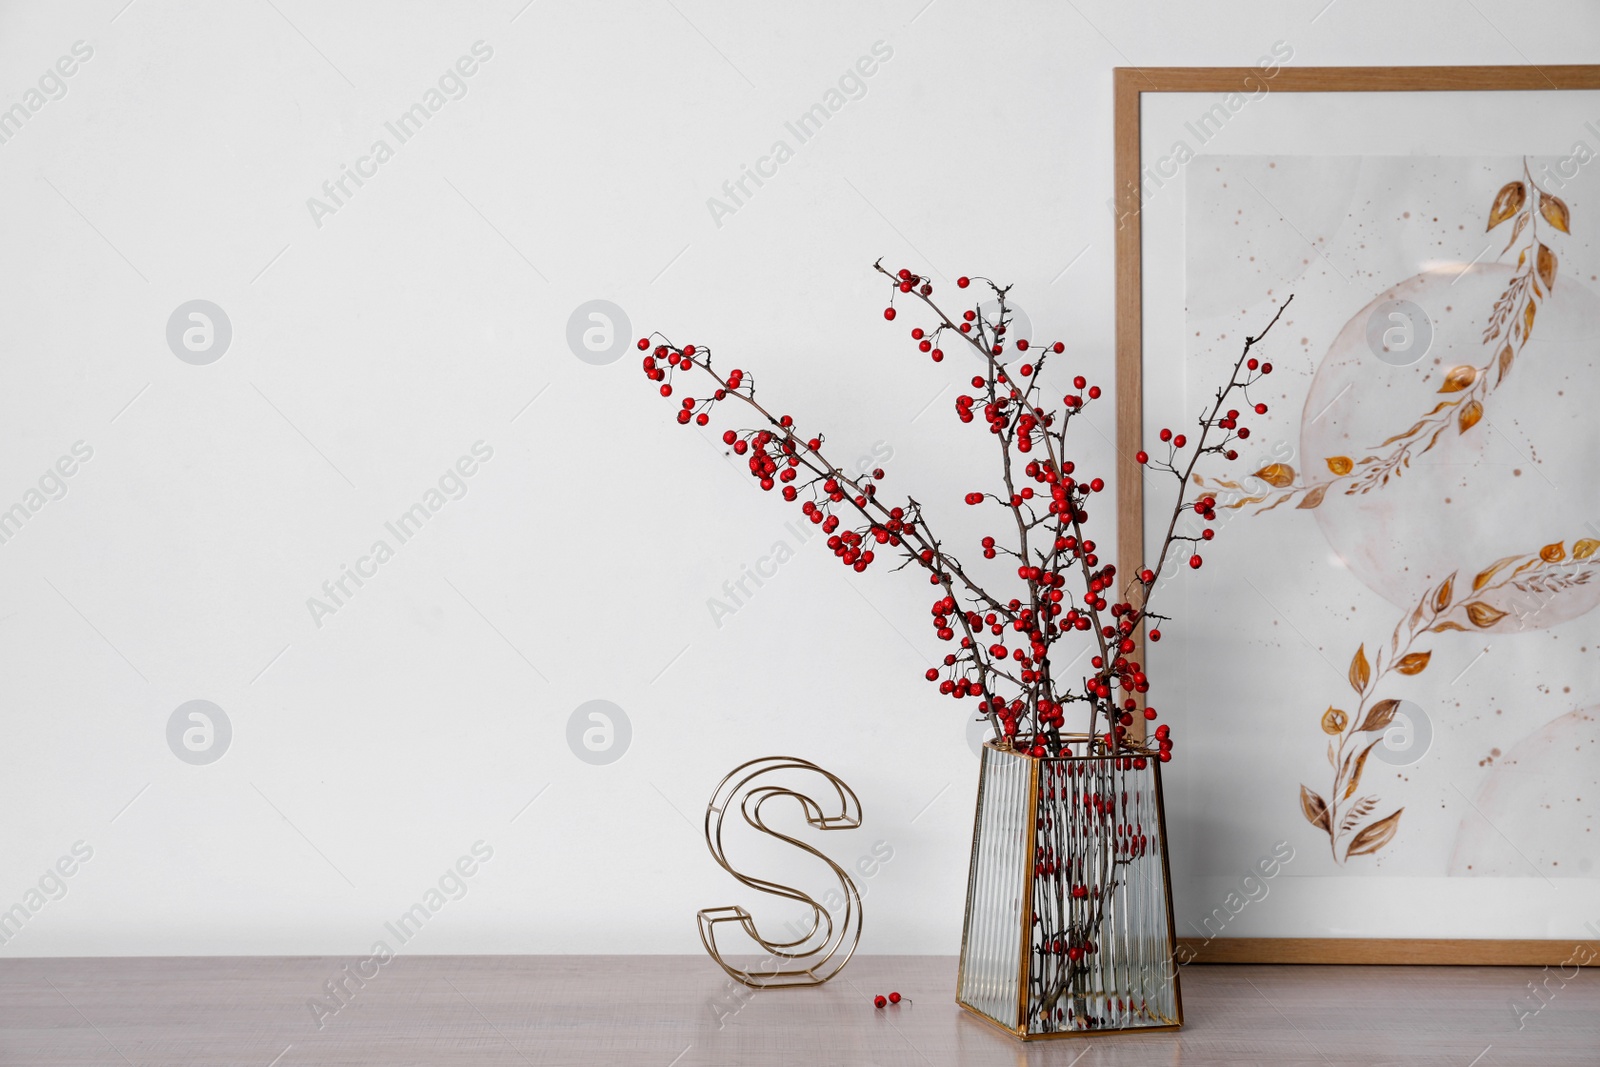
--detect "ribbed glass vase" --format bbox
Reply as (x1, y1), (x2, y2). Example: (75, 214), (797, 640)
(956, 739), (1182, 1039)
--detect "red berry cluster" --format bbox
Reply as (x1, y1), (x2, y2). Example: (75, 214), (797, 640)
(639, 261), (1293, 762)
(640, 338), (906, 578)
(872, 991), (907, 1009)
(1131, 348), (1274, 570)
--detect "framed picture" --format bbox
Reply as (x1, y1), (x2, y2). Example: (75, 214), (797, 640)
(1114, 65), (1600, 964)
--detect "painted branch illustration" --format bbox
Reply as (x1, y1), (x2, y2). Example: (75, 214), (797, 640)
(1205, 160), (1571, 513)
(1302, 537), (1599, 862)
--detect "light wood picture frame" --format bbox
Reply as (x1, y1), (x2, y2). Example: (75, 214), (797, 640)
(1114, 65), (1600, 966)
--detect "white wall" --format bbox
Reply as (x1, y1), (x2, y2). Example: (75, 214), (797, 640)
(2, 0), (1597, 958)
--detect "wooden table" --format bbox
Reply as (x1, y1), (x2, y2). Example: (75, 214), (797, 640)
(3, 955), (1596, 1065)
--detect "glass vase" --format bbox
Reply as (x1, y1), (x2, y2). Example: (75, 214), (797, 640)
(956, 738), (1182, 1038)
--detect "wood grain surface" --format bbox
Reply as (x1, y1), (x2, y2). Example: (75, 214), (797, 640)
(2, 954), (1597, 1065)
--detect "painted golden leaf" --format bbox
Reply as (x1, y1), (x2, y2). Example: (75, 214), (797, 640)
(1466, 601), (1508, 628)
(1326, 456), (1354, 476)
(1378, 402), (1453, 447)
(1574, 539), (1600, 560)
(1497, 344), (1514, 384)
(1458, 399), (1483, 433)
(1378, 419), (1428, 449)
(1296, 483), (1329, 510)
(1321, 707), (1348, 735)
(1438, 365), (1477, 393)
(1433, 575), (1454, 613)
(1253, 462), (1296, 488)
(1500, 211), (1530, 253)
(1346, 808), (1403, 857)
(1488, 181), (1526, 229)
(1537, 243), (1558, 291)
(1540, 542), (1566, 563)
(1349, 644), (1370, 694)
(1359, 698), (1401, 733)
(1327, 742), (1337, 768)
(1473, 554), (1521, 591)
(1300, 785), (1332, 833)
(1525, 300), (1537, 337)
(1430, 620), (1470, 633)
(1344, 739), (1382, 799)
(1395, 651), (1432, 675)
(1540, 191), (1572, 234)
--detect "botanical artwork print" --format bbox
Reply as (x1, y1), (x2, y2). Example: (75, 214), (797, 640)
(1180, 156), (1600, 879)
(1215, 166), (1570, 513)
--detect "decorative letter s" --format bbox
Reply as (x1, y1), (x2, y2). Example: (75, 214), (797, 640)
(697, 757), (863, 987)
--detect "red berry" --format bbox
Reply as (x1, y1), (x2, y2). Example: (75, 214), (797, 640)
(884, 308), (896, 321)
(1254, 403), (1268, 415)
(1135, 451), (1148, 464)
(1262, 362), (1273, 374)
(957, 276), (971, 288)
(1149, 628), (1161, 641)
(636, 337), (649, 350)
(1052, 342), (1064, 353)
(1189, 555), (1202, 569)
(1172, 434), (1186, 448)
(874, 995), (887, 1009)
(1159, 428), (1171, 442)
(888, 992), (902, 1004)
(1016, 339), (1030, 352)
